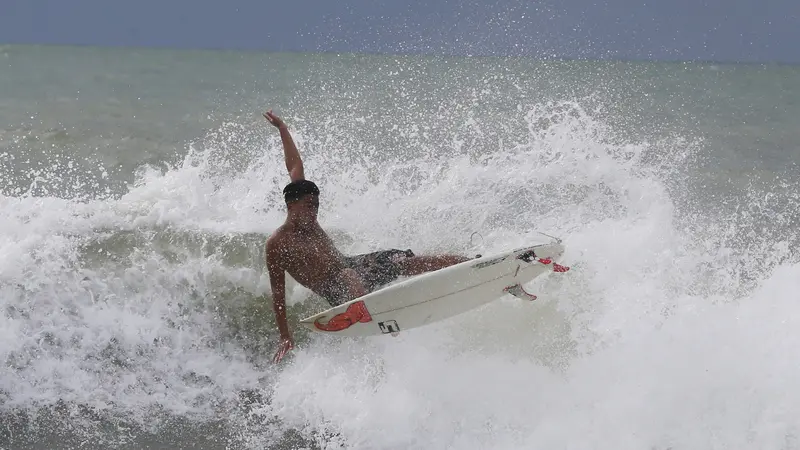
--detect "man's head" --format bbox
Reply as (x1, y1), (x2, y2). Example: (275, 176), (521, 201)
(283, 180), (320, 222)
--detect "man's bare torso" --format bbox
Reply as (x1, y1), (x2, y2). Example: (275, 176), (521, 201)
(267, 222), (347, 298)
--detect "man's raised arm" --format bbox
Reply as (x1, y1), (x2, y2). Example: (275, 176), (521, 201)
(263, 110), (304, 182)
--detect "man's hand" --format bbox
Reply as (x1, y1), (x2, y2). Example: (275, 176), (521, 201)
(263, 110), (287, 129)
(273, 335), (294, 363)
(263, 109), (304, 180)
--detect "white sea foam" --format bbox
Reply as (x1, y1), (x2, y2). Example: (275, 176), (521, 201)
(2, 98), (799, 449)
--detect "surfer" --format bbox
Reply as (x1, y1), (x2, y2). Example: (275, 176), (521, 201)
(263, 110), (470, 363)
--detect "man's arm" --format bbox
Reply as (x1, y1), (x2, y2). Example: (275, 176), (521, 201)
(263, 110), (304, 182)
(266, 237), (294, 362)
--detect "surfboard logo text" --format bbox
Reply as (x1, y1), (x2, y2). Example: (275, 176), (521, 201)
(378, 320), (400, 334)
(472, 256), (506, 269)
(314, 301), (373, 332)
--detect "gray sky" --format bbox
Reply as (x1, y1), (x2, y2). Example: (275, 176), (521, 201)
(2, 0), (799, 62)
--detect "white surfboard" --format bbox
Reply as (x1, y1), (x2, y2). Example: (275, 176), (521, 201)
(299, 233), (569, 337)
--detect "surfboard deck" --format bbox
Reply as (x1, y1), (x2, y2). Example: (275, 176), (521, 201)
(299, 233), (569, 337)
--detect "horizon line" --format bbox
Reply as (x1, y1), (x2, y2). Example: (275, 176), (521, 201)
(2, 41), (798, 67)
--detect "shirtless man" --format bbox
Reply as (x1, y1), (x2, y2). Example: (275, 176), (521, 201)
(263, 110), (470, 363)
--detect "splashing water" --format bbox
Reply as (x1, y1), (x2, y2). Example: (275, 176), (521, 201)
(2, 93), (799, 449)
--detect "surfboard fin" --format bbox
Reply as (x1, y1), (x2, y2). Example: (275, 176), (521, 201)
(504, 283), (537, 301)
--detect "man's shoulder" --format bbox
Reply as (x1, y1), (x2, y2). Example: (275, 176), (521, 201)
(265, 229), (289, 268)
(266, 230), (284, 247)
(266, 225), (294, 249)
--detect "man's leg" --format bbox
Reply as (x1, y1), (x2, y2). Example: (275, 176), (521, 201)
(340, 268), (369, 299)
(396, 255), (471, 276)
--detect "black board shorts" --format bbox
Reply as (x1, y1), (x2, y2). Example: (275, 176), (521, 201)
(324, 249), (415, 307)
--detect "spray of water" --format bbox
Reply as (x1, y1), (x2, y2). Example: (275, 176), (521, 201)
(2, 95), (799, 449)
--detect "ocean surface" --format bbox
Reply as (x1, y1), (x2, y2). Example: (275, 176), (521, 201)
(1, 44), (800, 449)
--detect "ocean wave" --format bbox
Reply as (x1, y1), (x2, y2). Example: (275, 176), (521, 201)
(2, 82), (799, 449)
